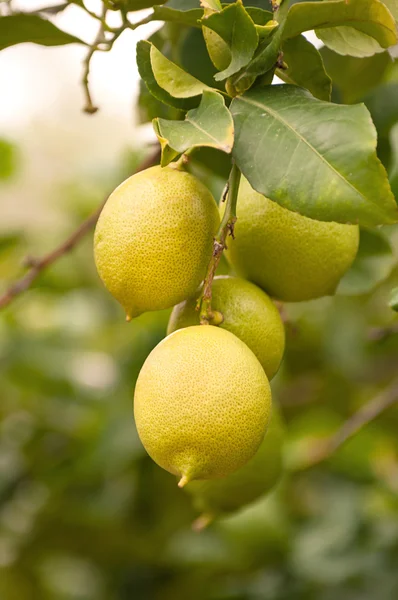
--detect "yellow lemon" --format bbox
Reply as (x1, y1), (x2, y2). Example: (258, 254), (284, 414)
(224, 177), (359, 302)
(134, 325), (272, 486)
(94, 166), (219, 319)
(167, 275), (285, 380)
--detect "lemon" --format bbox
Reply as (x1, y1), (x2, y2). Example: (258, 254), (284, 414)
(94, 166), (219, 319)
(134, 325), (272, 485)
(224, 177), (360, 302)
(186, 404), (285, 528)
(167, 276), (285, 380)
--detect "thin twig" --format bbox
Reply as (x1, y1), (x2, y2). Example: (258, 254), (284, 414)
(0, 148), (160, 311)
(304, 378), (398, 468)
(81, 3), (108, 114)
(368, 323), (398, 341)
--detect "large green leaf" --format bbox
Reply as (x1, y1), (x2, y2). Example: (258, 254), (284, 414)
(337, 229), (395, 295)
(0, 14), (85, 50)
(150, 43), (212, 97)
(230, 85), (398, 226)
(202, 1), (259, 80)
(283, 0), (397, 57)
(136, 41), (199, 110)
(154, 90), (234, 166)
(278, 35), (331, 101)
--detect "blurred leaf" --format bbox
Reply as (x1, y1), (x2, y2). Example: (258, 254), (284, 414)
(278, 35), (332, 101)
(202, 1), (259, 80)
(35, 2), (69, 14)
(136, 40), (199, 110)
(0, 15), (86, 50)
(320, 48), (392, 104)
(150, 42), (211, 97)
(0, 138), (18, 180)
(389, 287), (398, 310)
(364, 82), (398, 138)
(283, 0), (397, 57)
(337, 229), (395, 296)
(390, 122), (398, 198)
(154, 90), (233, 165)
(230, 85), (398, 226)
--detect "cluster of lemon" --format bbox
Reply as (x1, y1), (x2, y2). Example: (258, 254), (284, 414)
(94, 165), (359, 525)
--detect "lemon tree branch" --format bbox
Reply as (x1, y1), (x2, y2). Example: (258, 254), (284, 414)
(199, 161), (241, 324)
(301, 378), (398, 469)
(0, 147), (161, 311)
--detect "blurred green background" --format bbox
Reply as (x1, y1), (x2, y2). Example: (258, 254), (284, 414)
(1, 6), (398, 599)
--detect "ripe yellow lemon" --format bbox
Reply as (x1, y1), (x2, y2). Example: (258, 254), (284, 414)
(167, 275), (285, 380)
(186, 403), (285, 528)
(94, 166), (219, 319)
(224, 177), (360, 302)
(134, 325), (272, 485)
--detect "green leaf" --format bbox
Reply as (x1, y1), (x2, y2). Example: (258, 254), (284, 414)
(389, 287), (398, 311)
(283, 0), (397, 57)
(232, 0), (289, 82)
(124, 0), (166, 9)
(179, 28), (224, 90)
(150, 43), (212, 98)
(136, 41), (199, 110)
(320, 48), (392, 104)
(0, 139), (18, 180)
(154, 90), (234, 166)
(152, 6), (203, 27)
(152, 120), (180, 167)
(277, 35), (331, 101)
(202, 1), (259, 80)
(337, 229), (395, 295)
(230, 85), (398, 226)
(0, 14), (86, 50)
(316, 26), (385, 59)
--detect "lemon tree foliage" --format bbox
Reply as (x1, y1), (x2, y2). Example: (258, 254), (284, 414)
(154, 91), (234, 166)
(230, 85), (397, 226)
(0, 14), (86, 49)
(2, 2), (398, 597)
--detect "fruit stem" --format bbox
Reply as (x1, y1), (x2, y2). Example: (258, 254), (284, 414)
(192, 513), (214, 532)
(178, 474), (191, 488)
(199, 161), (241, 325)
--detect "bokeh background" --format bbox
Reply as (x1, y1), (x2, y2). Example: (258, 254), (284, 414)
(1, 1), (398, 598)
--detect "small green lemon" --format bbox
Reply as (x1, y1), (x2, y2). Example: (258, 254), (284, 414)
(167, 276), (285, 380)
(94, 166), (219, 319)
(186, 404), (285, 528)
(134, 325), (272, 486)
(224, 177), (360, 302)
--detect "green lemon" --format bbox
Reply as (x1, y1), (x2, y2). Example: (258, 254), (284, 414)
(134, 325), (272, 486)
(224, 177), (360, 302)
(167, 275), (285, 380)
(94, 165), (219, 319)
(186, 404), (285, 528)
